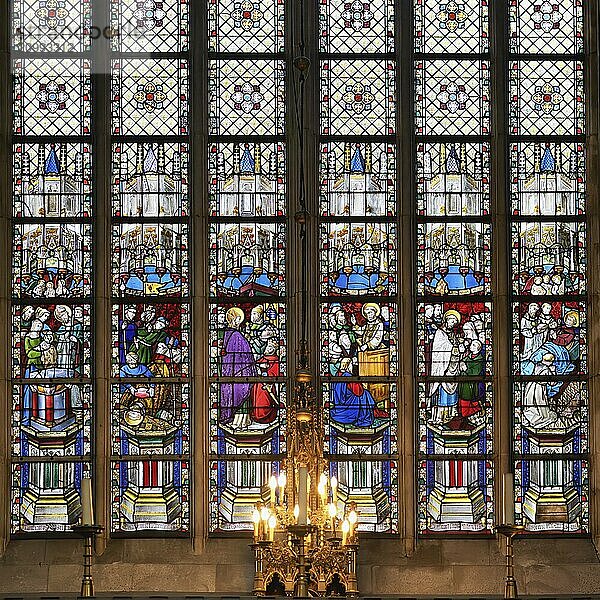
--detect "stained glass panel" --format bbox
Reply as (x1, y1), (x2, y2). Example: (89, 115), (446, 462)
(510, 142), (585, 216)
(208, 303), (287, 377)
(512, 301), (586, 376)
(509, 0), (583, 55)
(111, 0), (189, 53)
(14, 142), (92, 218)
(111, 459), (189, 532)
(209, 0), (284, 53)
(111, 58), (189, 137)
(415, 60), (490, 136)
(509, 60), (584, 136)
(11, 461), (91, 533)
(320, 142), (396, 217)
(320, 222), (397, 296)
(514, 458), (588, 532)
(209, 142), (286, 218)
(414, 0), (489, 54)
(416, 142), (490, 217)
(209, 60), (285, 136)
(320, 302), (398, 377)
(14, 58), (91, 137)
(319, 0), (394, 54)
(12, 0), (91, 53)
(111, 303), (190, 378)
(320, 60), (396, 136)
(13, 223), (92, 299)
(112, 142), (189, 218)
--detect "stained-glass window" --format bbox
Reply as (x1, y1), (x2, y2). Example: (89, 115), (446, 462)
(415, 0), (495, 534)
(110, 0), (190, 533)
(11, 0), (93, 533)
(509, 0), (588, 532)
(208, 0), (287, 532)
(319, 1), (398, 533)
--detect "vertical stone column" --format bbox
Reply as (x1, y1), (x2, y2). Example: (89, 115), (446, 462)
(0, 0), (11, 556)
(91, 0), (112, 555)
(191, 0), (208, 553)
(397, 0), (416, 555)
(490, 0), (511, 535)
(585, 0), (600, 548)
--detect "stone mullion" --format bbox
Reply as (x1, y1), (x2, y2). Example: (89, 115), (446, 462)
(91, 0), (111, 553)
(191, 0), (209, 551)
(397, 0), (416, 552)
(490, 0), (511, 530)
(0, 0), (11, 555)
(585, 0), (600, 545)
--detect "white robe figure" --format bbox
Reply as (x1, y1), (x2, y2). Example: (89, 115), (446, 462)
(522, 357), (559, 429)
(520, 311), (545, 360)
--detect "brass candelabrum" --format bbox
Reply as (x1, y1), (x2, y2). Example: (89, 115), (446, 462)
(250, 346), (360, 597)
(495, 524), (525, 599)
(72, 524), (103, 597)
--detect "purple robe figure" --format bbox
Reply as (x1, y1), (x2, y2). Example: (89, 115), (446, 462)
(220, 326), (257, 424)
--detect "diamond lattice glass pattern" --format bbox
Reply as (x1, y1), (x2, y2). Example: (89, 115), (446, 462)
(319, 0), (394, 54)
(209, 0), (284, 53)
(12, 0), (91, 53)
(415, 60), (489, 136)
(509, 60), (584, 136)
(414, 0), (489, 54)
(111, 0), (189, 53)
(320, 60), (396, 136)
(509, 0), (583, 55)
(209, 60), (285, 136)
(112, 59), (189, 136)
(14, 58), (91, 137)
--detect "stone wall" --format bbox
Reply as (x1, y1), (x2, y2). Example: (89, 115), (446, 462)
(0, 537), (599, 595)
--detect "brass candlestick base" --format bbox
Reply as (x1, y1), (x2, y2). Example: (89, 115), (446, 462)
(495, 524), (525, 599)
(73, 525), (103, 597)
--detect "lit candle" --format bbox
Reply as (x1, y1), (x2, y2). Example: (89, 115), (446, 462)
(298, 466), (308, 525)
(328, 502), (337, 531)
(317, 481), (326, 506)
(81, 477), (93, 526)
(331, 475), (338, 504)
(293, 504), (300, 523)
(503, 473), (515, 525)
(348, 509), (357, 539)
(341, 519), (350, 545)
(278, 471), (287, 496)
(252, 508), (261, 540)
(261, 506), (270, 541)
(268, 514), (277, 542)
(269, 475), (277, 506)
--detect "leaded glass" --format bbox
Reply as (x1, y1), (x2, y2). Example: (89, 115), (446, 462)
(13, 223), (92, 299)
(514, 458), (588, 532)
(416, 142), (490, 217)
(509, 60), (584, 136)
(112, 143), (189, 218)
(209, 60), (285, 136)
(320, 222), (397, 296)
(111, 58), (189, 137)
(111, 0), (189, 53)
(14, 58), (91, 137)
(417, 222), (491, 296)
(319, 0), (394, 54)
(14, 142), (92, 218)
(509, 0), (583, 55)
(320, 142), (396, 217)
(12, 0), (91, 53)
(209, 223), (286, 297)
(209, 0), (284, 53)
(111, 459), (190, 532)
(510, 142), (585, 216)
(111, 303), (190, 378)
(414, 0), (489, 54)
(209, 142), (286, 218)
(512, 301), (586, 376)
(208, 303), (287, 378)
(415, 60), (490, 136)
(320, 60), (396, 136)
(320, 302), (398, 377)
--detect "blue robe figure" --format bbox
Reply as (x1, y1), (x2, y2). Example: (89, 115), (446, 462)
(330, 365), (375, 428)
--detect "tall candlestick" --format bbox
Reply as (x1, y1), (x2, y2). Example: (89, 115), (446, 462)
(269, 475), (277, 506)
(81, 477), (93, 526)
(503, 473), (515, 525)
(298, 466), (308, 525)
(331, 475), (338, 504)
